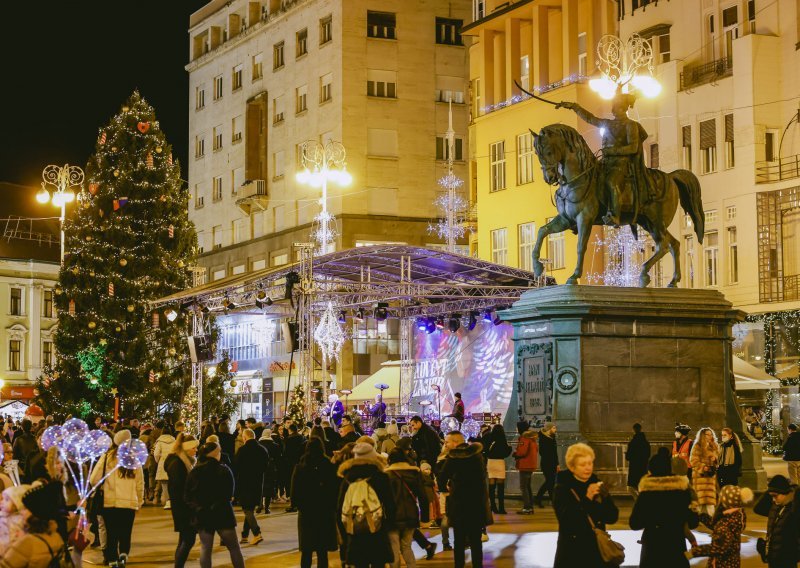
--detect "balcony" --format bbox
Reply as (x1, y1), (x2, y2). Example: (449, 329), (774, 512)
(680, 56), (733, 91)
(756, 154), (800, 184)
(235, 179), (268, 215)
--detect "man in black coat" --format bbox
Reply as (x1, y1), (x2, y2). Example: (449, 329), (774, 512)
(754, 474), (800, 568)
(258, 430), (279, 513)
(185, 442), (245, 568)
(339, 414), (360, 445)
(283, 423), (305, 513)
(12, 419), (39, 482)
(235, 429), (269, 544)
(246, 417), (264, 440)
(322, 420), (342, 453)
(625, 423), (651, 497)
(534, 422), (559, 507)
(409, 416), (442, 467)
(783, 423), (800, 485)
(165, 437), (199, 568)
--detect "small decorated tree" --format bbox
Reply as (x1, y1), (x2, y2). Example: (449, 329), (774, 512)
(285, 384), (306, 425)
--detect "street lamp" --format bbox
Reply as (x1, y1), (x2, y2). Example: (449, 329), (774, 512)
(295, 140), (352, 255)
(589, 34), (662, 100)
(39, 164), (84, 265)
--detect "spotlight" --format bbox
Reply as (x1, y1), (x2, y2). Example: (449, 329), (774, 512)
(448, 314), (461, 333)
(164, 308), (178, 322)
(425, 318), (437, 334)
(435, 316), (445, 330)
(483, 309), (493, 322)
(468, 311), (478, 330)
(355, 307), (365, 321)
(338, 311), (347, 324)
(200, 304), (210, 314)
(225, 298), (236, 311)
(416, 317), (428, 331)
(256, 290), (268, 301)
(179, 301), (195, 313)
(374, 302), (389, 321)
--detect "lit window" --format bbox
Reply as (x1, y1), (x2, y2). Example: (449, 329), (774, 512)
(705, 209), (718, 225)
(252, 53), (263, 80)
(273, 42), (285, 69)
(490, 141), (506, 192)
(519, 222), (536, 271)
(491, 228), (508, 265)
(517, 133), (535, 185)
(704, 231), (719, 286)
(547, 223), (565, 270)
(727, 227), (738, 284)
(273, 95), (285, 124)
(519, 56), (530, 91)
(578, 32), (587, 76)
(232, 115), (242, 143)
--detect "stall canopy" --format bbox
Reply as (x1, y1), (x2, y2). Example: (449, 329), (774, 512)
(734, 356), (781, 390)
(349, 361), (401, 402)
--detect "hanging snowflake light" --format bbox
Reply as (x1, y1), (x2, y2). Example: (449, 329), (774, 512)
(586, 226), (657, 287)
(314, 301), (346, 362)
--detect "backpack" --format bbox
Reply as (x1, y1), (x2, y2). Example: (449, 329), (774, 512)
(341, 477), (384, 535)
(32, 534), (72, 568)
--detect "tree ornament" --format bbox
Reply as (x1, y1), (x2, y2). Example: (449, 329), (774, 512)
(115, 326), (122, 332)
(99, 132), (107, 145)
(113, 197), (128, 211)
(122, 105), (130, 112)
(108, 282), (114, 296)
(86, 235), (92, 242)
(230, 380), (237, 388)
(99, 339), (107, 346)
(126, 304), (135, 312)
(151, 312), (160, 329)
(88, 321), (96, 329)
(167, 153), (173, 166)
(68, 299), (75, 315)
(119, 258), (128, 267)
(88, 270), (95, 277)
(137, 121), (150, 133)
(159, 195), (167, 202)
(168, 347), (176, 356)
(89, 183), (99, 195)
(146, 153), (154, 169)
(168, 225), (174, 238)
(71, 267), (79, 275)
(55, 287), (62, 295)
(113, 170), (120, 177)
(156, 146), (163, 154)
(149, 369), (156, 383)
(111, 146), (118, 152)
(177, 260), (185, 268)
(83, 201), (91, 209)
(98, 209), (104, 217)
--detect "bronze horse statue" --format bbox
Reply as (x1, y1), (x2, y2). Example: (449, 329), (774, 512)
(530, 123), (705, 287)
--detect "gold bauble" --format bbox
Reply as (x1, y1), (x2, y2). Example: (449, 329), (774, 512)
(168, 347), (176, 356)
(160, 195), (166, 202)
(111, 146), (118, 152)
(89, 271), (95, 277)
(230, 380), (237, 387)
(86, 235), (92, 241)
(126, 304), (135, 312)
(156, 146), (163, 154)
(177, 260), (185, 268)
(122, 105), (129, 112)
(113, 170), (120, 177)
(88, 321), (96, 329)
(119, 258), (128, 267)
(55, 287), (62, 295)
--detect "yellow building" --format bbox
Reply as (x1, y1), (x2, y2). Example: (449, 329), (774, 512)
(464, 0), (618, 282)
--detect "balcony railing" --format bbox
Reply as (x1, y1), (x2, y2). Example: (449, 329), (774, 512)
(756, 154), (800, 183)
(680, 56), (733, 90)
(236, 179), (268, 215)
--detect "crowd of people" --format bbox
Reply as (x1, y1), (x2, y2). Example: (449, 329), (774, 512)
(0, 413), (799, 567)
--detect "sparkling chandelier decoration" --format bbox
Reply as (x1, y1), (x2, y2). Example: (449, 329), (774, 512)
(589, 34), (662, 100)
(313, 301), (346, 362)
(586, 226), (655, 287)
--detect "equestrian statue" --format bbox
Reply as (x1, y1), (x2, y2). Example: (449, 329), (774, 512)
(522, 88), (705, 287)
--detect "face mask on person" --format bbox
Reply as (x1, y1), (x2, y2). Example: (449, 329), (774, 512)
(675, 431), (682, 439)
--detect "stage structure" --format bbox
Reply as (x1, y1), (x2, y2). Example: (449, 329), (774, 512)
(153, 245), (549, 421)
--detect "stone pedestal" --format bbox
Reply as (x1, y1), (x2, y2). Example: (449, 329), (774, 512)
(500, 286), (766, 492)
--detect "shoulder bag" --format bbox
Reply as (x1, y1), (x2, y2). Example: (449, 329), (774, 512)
(571, 488), (624, 566)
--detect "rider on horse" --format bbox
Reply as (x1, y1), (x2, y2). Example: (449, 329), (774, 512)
(556, 93), (650, 227)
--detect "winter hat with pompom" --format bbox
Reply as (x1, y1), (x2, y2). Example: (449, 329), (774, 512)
(718, 485), (754, 509)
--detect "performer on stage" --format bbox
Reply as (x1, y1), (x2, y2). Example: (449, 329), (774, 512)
(452, 392), (465, 423)
(368, 394), (387, 431)
(324, 394), (345, 428)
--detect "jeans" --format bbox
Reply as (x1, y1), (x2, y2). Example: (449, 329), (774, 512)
(389, 528), (416, 568)
(241, 509), (261, 537)
(440, 515), (451, 547)
(453, 525), (483, 568)
(199, 528), (245, 568)
(174, 528), (197, 568)
(788, 461), (800, 485)
(519, 471), (533, 510)
(102, 507), (136, 560)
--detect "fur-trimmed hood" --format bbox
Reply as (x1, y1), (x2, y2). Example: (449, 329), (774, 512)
(638, 474), (690, 493)
(385, 462), (420, 473)
(447, 442), (483, 459)
(337, 454), (387, 478)
(520, 430), (537, 439)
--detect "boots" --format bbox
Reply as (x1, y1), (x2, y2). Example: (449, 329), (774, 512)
(489, 483), (498, 513)
(497, 483), (507, 514)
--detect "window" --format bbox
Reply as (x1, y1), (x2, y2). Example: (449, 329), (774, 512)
(9, 340), (20, 372)
(273, 151), (285, 178)
(435, 17), (462, 45)
(578, 32), (588, 76)
(213, 176), (223, 201)
(273, 41), (285, 69)
(320, 15), (332, 44)
(685, 236), (696, 288)
(727, 227), (738, 284)
(656, 32), (671, 63)
(295, 85), (307, 113)
(722, 6), (739, 62)
(435, 75), (464, 103)
(367, 70), (397, 98)
(367, 129), (399, 157)
(704, 231), (719, 286)
(194, 184), (204, 208)
(473, 78), (482, 117)
(722, 113), (734, 168)
(766, 130), (777, 162)
(272, 252), (289, 266)
(42, 340), (53, 367)
(519, 222), (536, 271)
(9, 288), (21, 316)
(212, 225), (223, 250)
(700, 119), (716, 174)
(213, 125), (223, 151)
(490, 141), (506, 192)
(517, 133), (535, 185)
(367, 11), (396, 39)
(232, 167), (244, 194)
(436, 136), (463, 161)
(684, 213), (693, 230)
(273, 95), (285, 124)
(232, 115), (242, 143)
(232, 64), (243, 91)
(705, 209), (718, 225)
(195, 85), (206, 110)
(320, 73), (333, 103)
(296, 28), (308, 57)
(213, 75), (223, 100)
(519, 55), (530, 91)
(252, 53), (263, 80)
(726, 205), (737, 220)
(43, 289), (53, 318)
(491, 228), (508, 265)
(195, 135), (205, 158)
(748, 0), (755, 33)
(649, 143), (660, 168)
(682, 125), (692, 170)
(547, 222), (565, 270)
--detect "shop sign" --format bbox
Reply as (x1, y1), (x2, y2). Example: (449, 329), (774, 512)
(0, 386), (35, 400)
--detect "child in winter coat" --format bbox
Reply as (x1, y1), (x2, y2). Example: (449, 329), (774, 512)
(419, 462), (440, 526)
(0, 485), (30, 557)
(688, 485), (753, 568)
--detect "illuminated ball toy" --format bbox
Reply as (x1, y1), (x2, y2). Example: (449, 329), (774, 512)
(40, 425), (64, 451)
(461, 417), (482, 441)
(440, 416), (460, 435)
(117, 439), (148, 470)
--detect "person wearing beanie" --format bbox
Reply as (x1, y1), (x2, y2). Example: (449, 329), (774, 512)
(90, 430), (144, 566)
(373, 422), (399, 456)
(534, 422), (558, 507)
(385, 448), (431, 566)
(337, 439), (395, 567)
(672, 424), (693, 478)
(630, 449), (698, 567)
(0, 484), (31, 557)
(689, 485), (753, 567)
(152, 425), (176, 508)
(164, 433), (199, 568)
(753, 474), (800, 567)
(0, 482), (65, 568)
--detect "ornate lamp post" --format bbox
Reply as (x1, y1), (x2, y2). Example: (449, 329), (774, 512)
(296, 140), (352, 255)
(589, 34), (662, 100)
(37, 164), (84, 265)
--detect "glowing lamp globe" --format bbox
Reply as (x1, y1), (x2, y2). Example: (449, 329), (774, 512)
(36, 188), (51, 204)
(589, 77), (617, 100)
(631, 75), (662, 98)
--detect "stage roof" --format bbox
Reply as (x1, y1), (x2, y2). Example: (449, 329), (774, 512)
(154, 245), (550, 318)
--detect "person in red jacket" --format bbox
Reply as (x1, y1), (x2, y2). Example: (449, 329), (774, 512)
(514, 428), (539, 514)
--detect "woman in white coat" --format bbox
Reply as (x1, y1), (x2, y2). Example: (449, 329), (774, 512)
(90, 430), (144, 567)
(152, 426), (175, 509)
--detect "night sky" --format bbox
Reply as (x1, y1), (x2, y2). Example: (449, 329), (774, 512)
(0, 1), (208, 188)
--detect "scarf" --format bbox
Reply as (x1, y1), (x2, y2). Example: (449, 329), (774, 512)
(177, 451), (196, 473)
(720, 441), (736, 467)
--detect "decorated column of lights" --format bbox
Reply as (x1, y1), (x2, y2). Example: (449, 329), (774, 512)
(294, 242), (317, 418)
(589, 34), (662, 100)
(296, 140), (352, 255)
(399, 254), (414, 417)
(313, 300), (346, 413)
(37, 164), (84, 265)
(586, 226), (656, 287)
(429, 100), (468, 252)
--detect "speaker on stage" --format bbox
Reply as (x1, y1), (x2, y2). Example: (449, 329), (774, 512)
(188, 334), (214, 363)
(282, 321), (299, 352)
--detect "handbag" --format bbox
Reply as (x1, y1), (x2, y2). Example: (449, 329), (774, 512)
(571, 489), (625, 566)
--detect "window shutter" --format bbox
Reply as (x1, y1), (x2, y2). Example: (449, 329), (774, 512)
(682, 125), (692, 148)
(725, 114), (734, 142)
(700, 119), (716, 150)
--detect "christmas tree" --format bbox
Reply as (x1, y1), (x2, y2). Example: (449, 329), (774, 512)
(285, 384), (306, 425)
(37, 91), (197, 418)
(204, 350), (237, 421)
